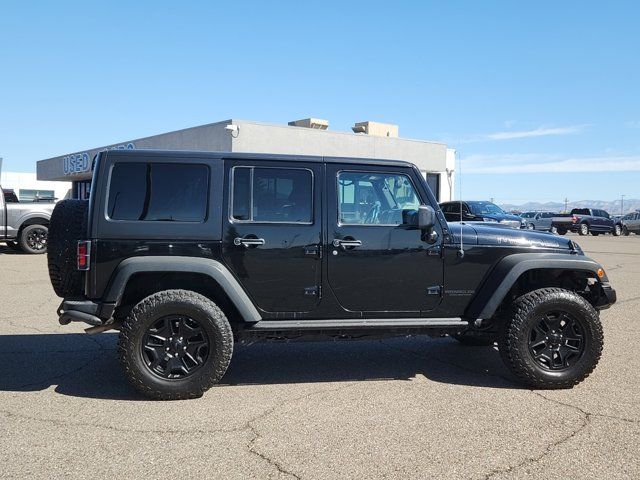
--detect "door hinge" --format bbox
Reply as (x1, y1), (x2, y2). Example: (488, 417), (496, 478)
(427, 285), (443, 296)
(304, 285), (321, 297)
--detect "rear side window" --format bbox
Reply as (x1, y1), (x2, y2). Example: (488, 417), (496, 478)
(107, 163), (209, 222)
(231, 167), (313, 223)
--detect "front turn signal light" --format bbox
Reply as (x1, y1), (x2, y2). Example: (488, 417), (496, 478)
(597, 268), (605, 279)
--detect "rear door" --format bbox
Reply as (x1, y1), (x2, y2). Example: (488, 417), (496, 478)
(326, 163), (444, 314)
(222, 159), (322, 313)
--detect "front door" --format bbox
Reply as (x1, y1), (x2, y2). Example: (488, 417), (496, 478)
(326, 164), (444, 314)
(222, 160), (322, 313)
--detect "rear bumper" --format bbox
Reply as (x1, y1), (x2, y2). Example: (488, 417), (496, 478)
(57, 298), (116, 326)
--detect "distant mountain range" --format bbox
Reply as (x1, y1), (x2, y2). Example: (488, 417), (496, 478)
(499, 199), (640, 215)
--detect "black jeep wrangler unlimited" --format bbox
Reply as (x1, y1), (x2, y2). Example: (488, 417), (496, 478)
(47, 150), (616, 400)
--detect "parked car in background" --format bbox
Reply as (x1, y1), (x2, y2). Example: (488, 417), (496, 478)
(620, 212), (640, 235)
(1, 185), (54, 253)
(520, 211), (557, 232)
(552, 208), (619, 236)
(439, 201), (526, 229)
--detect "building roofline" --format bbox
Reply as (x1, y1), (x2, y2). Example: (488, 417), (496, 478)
(103, 149), (415, 168)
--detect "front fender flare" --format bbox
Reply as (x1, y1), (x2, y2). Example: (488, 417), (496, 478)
(103, 256), (261, 323)
(465, 253), (606, 320)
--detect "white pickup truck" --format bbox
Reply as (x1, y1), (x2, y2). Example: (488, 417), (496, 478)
(0, 188), (55, 253)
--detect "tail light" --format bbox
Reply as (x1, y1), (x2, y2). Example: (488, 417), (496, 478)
(571, 215), (579, 223)
(77, 240), (91, 270)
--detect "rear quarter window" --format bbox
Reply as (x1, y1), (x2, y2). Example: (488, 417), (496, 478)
(107, 163), (209, 222)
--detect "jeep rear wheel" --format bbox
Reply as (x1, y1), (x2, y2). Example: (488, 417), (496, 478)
(47, 199), (88, 297)
(499, 288), (603, 389)
(118, 290), (234, 400)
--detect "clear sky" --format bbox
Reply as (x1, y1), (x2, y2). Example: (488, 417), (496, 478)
(1, 1), (638, 204)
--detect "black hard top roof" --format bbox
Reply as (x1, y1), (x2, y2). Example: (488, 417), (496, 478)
(102, 149), (415, 168)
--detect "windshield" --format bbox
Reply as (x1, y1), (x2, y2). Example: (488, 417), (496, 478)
(468, 202), (505, 215)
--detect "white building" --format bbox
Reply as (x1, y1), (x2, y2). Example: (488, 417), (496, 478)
(36, 118), (455, 201)
(0, 171), (71, 202)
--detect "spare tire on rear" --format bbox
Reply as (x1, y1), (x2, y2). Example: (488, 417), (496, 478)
(47, 199), (88, 297)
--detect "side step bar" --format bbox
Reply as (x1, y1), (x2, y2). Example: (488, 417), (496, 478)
(247, 318), (468, 331)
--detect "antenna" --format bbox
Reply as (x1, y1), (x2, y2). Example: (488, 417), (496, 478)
(457, 151), (464, 258)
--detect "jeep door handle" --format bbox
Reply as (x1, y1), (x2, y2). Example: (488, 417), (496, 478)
(234, 237), (266, 248)
(333, 239), (362, 249)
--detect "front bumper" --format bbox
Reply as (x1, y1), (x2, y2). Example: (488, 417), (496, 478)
(592, 282), (617, 310)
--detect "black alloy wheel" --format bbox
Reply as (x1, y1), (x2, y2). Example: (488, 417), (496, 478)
(27, 227), (47, 250)
(19, 224), (49, 254)
(142, 315), (210, 379)
(527, 311), (585, 371)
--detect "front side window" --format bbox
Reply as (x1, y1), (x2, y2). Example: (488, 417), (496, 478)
(338, 171), (420, 225)
(231, 167), (312, 223)
(107, 163), (208, 222)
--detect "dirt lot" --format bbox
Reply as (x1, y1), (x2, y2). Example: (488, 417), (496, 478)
(0, 234), (638, 479)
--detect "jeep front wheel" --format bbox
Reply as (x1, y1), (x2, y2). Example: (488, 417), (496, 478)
(499, 288), (603, 389)
(118, 289), (234, 400)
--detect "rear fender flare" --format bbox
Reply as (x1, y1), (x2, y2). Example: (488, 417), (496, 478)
(104, 256), (261, 323)
(465, 253), (606, 320)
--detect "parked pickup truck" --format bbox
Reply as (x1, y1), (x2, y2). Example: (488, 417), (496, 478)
(552, 208), (620, 237)
(1, 187), (54, 253)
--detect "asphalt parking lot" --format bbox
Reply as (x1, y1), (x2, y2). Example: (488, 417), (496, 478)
(0, 234), (638, 479)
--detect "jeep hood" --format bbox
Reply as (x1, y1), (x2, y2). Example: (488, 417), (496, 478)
(448, 222), (576, 250)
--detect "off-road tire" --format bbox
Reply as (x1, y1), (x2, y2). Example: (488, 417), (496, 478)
(499, 288), (603, 389)
(613, 224), (622, 236)
(578, 223), (589, 236)
(47, 200), (88, 297)
(118, 290), (234, 400)
(19, 224), (48, 254)
(452, 332), (495, 346)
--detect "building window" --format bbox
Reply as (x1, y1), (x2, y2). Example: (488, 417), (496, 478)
(107, 163), (209, 222)
(74, 180), (92, 200)
(231, 167), (313, 223)
(426, 173), (440, 201)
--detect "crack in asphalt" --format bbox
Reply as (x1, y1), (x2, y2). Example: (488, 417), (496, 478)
(614, 295), (640, 306)
(245, 382), (359, 480)
(386, 340), (638, 479)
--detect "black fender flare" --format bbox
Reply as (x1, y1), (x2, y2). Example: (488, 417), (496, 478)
(103, 256), (261, 323)
(465, 253), (607, 320)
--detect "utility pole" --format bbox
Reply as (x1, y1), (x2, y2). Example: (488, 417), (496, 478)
(621, 195), (626, 216)
(564, 197), (568, 213)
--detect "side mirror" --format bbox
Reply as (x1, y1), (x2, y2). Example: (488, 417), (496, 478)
(418, 205), (436, 230)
